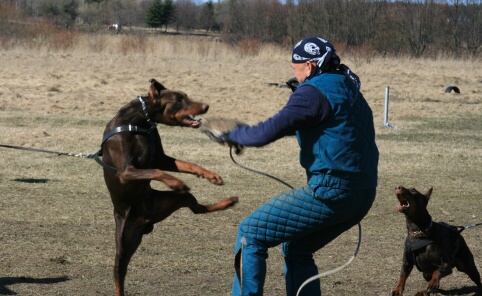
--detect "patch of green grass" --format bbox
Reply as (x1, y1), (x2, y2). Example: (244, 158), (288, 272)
(419, 114), (482, 131)
(377, 114), (482, 145)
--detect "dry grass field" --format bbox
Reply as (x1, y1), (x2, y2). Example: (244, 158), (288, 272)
(1, 33), (481, 296)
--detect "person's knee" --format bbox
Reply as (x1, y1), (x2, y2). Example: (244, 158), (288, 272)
(282, 243), (314, 260)
(234, 223), (263, 256)
(236, 218), (264, 248)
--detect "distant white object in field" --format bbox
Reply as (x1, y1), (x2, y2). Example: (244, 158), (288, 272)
(384, 86), (400, 130)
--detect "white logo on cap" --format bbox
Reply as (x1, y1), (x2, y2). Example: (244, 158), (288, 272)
(292, 54), (307, 61)
(304, 42), (320, 56)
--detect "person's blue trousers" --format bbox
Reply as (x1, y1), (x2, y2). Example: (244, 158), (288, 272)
(231, 185), (376, 296)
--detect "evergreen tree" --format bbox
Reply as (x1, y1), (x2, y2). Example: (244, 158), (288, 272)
(161, 0), (174, 32)
(199, 0), (215, 32)
(145, 0), (163, 29)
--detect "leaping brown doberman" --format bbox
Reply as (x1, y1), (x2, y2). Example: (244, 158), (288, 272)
(98, 78), (238, 296)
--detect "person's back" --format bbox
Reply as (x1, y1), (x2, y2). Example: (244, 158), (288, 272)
(297, 70), (378, 190)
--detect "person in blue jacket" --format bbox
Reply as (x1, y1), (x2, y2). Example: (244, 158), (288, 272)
(223, 36), (379, 296)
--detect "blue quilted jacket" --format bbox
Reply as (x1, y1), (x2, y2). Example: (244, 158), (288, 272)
(229, 71), (378, 190)
(298, 71), (378, 190)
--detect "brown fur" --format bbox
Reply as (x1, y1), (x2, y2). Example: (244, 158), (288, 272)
(100, 78), (238, 296)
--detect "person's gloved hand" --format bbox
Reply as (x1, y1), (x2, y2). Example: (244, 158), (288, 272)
(201, 129), (244, 155)
(220, 132), (244, 155)
(199, 117), (246, 155)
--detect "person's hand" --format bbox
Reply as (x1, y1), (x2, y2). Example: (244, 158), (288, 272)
(220, 132), (244, 155)
(200, 123), (245, 155)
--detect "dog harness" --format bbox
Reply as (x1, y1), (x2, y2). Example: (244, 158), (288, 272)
(406, 221), (463, 252)
(93, 96), (157, 174)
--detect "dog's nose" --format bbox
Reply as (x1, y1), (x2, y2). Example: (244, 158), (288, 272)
(395, 186), (405, 194)
(202, 104), (209, 112)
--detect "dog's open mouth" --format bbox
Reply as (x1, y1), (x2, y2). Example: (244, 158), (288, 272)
(397, 198), (410, 213)
(182, 115), (202, 127)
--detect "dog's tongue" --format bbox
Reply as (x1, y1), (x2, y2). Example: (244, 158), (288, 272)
(183, 116), (201, 127)
(397, 200), (409, 213)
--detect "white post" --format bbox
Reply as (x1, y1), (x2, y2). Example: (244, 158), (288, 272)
(384, 86), (390, 126)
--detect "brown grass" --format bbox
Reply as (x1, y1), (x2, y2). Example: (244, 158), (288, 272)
(0, 32), (481, 296)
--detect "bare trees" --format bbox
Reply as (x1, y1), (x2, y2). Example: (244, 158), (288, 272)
(444, 0), (482, 56)
(174, 0), (197, 32)
(199, 0), (216, 32)
(394, 0), (437, 57)
(2, 0), (480, 58)
(465, 1), (482, 55)
(281, 0), (480, 57)
(78, 0), (143, 27)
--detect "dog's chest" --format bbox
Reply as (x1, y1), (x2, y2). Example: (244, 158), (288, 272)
(405, 222), (461, 271)
(134, 132), (163, 166)
(406, 236), (434, 252)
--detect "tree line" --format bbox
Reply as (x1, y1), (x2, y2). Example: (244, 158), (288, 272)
(1, 0), (481, 58)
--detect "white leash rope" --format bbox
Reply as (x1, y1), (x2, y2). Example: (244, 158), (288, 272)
(296, 222), (362, 296)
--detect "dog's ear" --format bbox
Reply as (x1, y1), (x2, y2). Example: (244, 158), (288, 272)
(148, 78), (167, 101)
(149, 78), (166, 91)
(424, 187), (433, 202)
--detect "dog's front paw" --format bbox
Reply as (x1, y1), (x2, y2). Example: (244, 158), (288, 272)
(391, 289), (403, 296)
(200, 171), (224, 185)
(222, 196), (239, 208)
(426, 279), (439, 294)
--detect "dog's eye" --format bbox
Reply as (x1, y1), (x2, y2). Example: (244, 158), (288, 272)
(176, 96), (183, 103)
(168, 98), (185, 114)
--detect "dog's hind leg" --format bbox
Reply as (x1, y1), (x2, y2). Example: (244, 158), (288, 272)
(455, 245), (482, 293)
(147, 191), (238, 220)
(424, 265), (454, 295)
(188, 195), (239, 213)
(461, 265), (482, 293)
(423, 270), (442, 294)
(113, 211), (145, 296)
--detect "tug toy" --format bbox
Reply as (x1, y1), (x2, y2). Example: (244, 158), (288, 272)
(200, 117), (247, 155)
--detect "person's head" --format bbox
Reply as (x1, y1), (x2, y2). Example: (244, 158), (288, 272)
(291, 61), (316, 84)
(291, 37), (340, 83)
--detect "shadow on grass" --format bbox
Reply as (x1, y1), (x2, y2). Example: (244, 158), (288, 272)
(438, 285), (481, 296)
(0, 276), (69, 295)
(12, 178), (49, 184)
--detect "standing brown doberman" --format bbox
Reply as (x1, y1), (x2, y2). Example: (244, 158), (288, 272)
(98, 78), (238, 296)
(392, 186), (482, 296)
